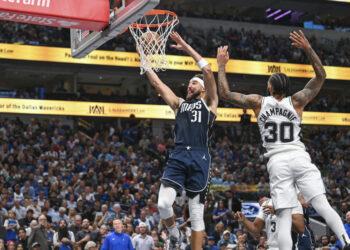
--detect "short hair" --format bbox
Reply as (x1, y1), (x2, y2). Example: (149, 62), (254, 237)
(193, 74), (204, 80)
(268, 73), (290, 96)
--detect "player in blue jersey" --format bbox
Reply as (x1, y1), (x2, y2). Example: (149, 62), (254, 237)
(144, 32), (218, 250)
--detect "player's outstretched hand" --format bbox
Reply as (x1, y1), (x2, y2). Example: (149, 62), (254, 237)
(235, 211), (246, 222)
(289, 30), (311, 51)
(217, 46), (229, 66)
(170, 32), (188, 51)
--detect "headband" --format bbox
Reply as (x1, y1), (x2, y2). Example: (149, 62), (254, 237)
(191, 77), (205, 89)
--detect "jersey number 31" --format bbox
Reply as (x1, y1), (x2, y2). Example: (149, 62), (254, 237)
(264, 122), (294, 143)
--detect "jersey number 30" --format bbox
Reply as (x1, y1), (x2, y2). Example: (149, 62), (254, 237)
(264, 122), (294, 143)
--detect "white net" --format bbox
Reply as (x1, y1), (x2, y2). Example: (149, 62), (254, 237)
(129, 10), (178, 75)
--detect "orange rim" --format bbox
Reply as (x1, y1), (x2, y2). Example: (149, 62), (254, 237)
(129, 9), (178, 29)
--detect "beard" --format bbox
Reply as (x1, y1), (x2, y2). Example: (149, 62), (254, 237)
(186, 90), (201, 100)
(58, 227), (69, 240)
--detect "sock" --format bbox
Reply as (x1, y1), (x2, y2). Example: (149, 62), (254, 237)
(276, 208), (293, 250)
(310, 194), (350, 246)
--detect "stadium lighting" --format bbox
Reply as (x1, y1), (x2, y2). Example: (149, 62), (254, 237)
(267, 9), (281, 18)
(274, 10), (292, 20)
(266, 8), (271, 12)
(328, 0), (350, 2)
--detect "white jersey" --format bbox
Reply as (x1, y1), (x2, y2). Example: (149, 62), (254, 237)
(257, 199), (303, 249)
(258, 96), (305, 157)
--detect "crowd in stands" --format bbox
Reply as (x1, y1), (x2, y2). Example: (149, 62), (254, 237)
(0, 116), (348, 249)
(1, 16), (350, 67)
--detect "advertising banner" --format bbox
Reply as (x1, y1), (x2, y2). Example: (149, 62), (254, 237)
(0, 43), (350, 80)
(0, 0), (109, 31)
(0, 98), (349, 126)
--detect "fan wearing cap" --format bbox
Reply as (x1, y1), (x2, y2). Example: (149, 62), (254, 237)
(217, 230), (235, 249)
(206, 236), (219, 250)
(143, 32), (218, 250)
(31, 242), (40, 250)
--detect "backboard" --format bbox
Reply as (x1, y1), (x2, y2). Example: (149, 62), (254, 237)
(70, 0), (160, 58)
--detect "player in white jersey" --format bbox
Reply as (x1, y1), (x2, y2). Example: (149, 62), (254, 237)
(217, 30), (350, 250)
(236, 197), (304, 250)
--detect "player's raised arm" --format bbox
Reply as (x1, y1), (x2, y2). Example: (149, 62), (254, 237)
(144, 64), (182, 113)
(290, 30), (326, 110)
(170, 32), (218, 112)
(217, 46), (262, 116)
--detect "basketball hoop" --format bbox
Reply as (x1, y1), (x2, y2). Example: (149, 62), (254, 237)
(129, 10), (179, 75)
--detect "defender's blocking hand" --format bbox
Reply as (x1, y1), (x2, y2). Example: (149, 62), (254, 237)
(217, 46), (230, 66)
(290, 30), (311, 51)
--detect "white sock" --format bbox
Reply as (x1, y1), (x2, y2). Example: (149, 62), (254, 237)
(311, 194), (350, 246)
(168, 224), (179, 238)
(276, 208), (293, 250)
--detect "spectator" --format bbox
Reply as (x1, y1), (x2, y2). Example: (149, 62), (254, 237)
(4, 210), (20, 243)
(132, 222), (154, 250)
(68, 215), (82, 238)
(19, 210), (34, 228)
(26, 199), (41, 220)
(26, 220), (37, 237)
(20, 182), (35, 200)
(213, 201), (229, 225)
(53, 207), (69, 225)
(337, 211), (350, 248)
(76, 219), (92, 250)
(18, 228), (28, 250)
(53, 219), (75, 250)
(206, 236), (219, 250)
(27, 215), (49, 250)
(84, 241), (97, 250)
(11, 200), (26, 220)
(101, 219), (134, 250)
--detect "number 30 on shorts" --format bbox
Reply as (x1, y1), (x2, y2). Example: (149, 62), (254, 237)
(264, 122), (294, 143)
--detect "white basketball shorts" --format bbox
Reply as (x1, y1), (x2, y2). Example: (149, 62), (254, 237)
(267, 149), (325, 210)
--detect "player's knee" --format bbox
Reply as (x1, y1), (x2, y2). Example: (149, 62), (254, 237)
(189, 195), (205, 231)
(158, 196), (173, 219)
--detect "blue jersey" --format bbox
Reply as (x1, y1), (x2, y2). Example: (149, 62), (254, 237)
(175, 98), (216, 147)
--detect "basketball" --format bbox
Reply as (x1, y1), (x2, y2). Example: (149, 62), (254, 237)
(139, 31), (162, 54)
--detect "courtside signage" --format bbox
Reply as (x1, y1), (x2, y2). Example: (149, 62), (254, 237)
(0, 0), (109, 30)
(0, 98), (349, 126)
(0, 43), (349, 80)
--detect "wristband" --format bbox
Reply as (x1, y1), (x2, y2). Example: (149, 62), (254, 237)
(197, 58), (209, 70)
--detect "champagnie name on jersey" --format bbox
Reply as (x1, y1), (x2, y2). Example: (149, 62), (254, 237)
(180, 101), (202, 113)
(259, 107), (297, 123)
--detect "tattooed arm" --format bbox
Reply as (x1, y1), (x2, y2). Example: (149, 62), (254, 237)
(217, 46), (262, 116)
(290, 30), (326, 110)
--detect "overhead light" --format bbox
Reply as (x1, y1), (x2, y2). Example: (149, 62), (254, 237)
(267, 9), (281, 18)
(328, 0), (350, 2)
(274, 10), (292, 20)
